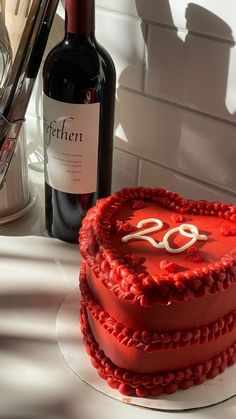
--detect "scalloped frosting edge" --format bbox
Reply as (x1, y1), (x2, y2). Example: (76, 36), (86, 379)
(81, 303), (236, 398)
(80, 267), (236, 352)
(79, 187), (236, 306)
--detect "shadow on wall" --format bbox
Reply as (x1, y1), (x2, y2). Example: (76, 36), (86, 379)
(115, 1), (236, 194)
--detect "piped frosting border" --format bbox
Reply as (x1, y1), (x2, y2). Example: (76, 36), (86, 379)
(79, 187), (236, 306)
(80, 263), (236, 351)
(80, 291), (236, 397)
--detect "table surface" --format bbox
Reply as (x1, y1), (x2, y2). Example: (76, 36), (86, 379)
(0, 170), (236, 419)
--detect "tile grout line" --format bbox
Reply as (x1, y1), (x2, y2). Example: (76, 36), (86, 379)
(136, 158), (141, 186)
(96, 6), (235, 47)
(96, 6), (140, 22)
(117, 85), (236, 128)
(141, 21), (148, 94)
(113, 145), (236, 197)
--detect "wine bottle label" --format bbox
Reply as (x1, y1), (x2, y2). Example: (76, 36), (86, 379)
(43, 94), (100, 194)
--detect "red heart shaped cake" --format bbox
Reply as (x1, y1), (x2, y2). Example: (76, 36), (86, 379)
(79, 187), (236, 397)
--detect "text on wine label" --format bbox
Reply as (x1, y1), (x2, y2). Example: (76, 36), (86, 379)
(44, 117), (83, 145)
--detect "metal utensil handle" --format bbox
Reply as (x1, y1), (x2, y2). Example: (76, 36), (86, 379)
(0, 117), (24, 189)
(0, 0), (59, 187)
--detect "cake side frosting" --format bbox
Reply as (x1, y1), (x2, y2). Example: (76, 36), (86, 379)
(81, 306), (236, 397)
(80, 262), (236, 397)
(86, 264), (236, 331)
(82, 267), (236, 351)
(81, 264), (236, 373)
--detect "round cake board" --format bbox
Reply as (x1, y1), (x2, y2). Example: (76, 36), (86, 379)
(56, 288), (236, 411)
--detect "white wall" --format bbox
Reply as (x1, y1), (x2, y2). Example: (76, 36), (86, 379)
(26, 0), (236, 203)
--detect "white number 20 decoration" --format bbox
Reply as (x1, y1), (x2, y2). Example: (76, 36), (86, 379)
(121, 218), (208, 254)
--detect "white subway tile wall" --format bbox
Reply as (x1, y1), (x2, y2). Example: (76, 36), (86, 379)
(112, 149), (139, 191)
(26, 0), (236, 203)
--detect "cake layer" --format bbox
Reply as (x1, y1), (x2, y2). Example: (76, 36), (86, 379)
(80, 297), (236, 398)
(81, 265), (236, 373)
(86, 265), (236, 331)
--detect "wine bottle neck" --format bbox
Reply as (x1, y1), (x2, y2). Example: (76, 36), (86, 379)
(65, 0), (95, 36)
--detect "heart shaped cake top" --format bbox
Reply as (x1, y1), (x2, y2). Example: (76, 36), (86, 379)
(79, 187), (236, 306)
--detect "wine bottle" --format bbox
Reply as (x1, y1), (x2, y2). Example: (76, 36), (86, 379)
(43, 0), (116, 243)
